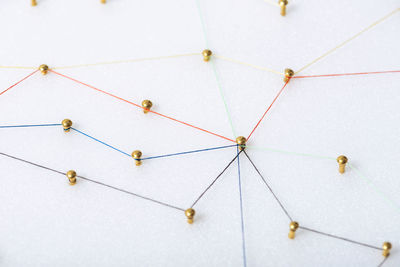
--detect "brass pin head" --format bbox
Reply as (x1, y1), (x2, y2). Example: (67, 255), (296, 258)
(284, 68), (294, 82)
(62, 119), (73, 132)
(100, 0), (106, 3)
(278, 0), (288, 16)
(382, 242), (392, 257)
(202, 49), (212, 62)
(66, 170), (77, 185)
(31, 0), (37, 6)
(39, 64), (49, 75)
(132, 150), (142, 166)
(336, 155), (348, 174)
(141, 100), (153, 114)
(288, 221), (299, 239)
(185, 208), (196, 224)
(236, 136), (247, 151)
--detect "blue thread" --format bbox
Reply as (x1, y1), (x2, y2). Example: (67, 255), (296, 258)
(237, 146), (247, 267)
(71, 127), (131, 157)
(0, 123), (61, 128)
(140, 144), (237, 161)
(0, 124), (236, 161)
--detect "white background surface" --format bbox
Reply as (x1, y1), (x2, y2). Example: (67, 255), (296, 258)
(0, 0), (399, 266)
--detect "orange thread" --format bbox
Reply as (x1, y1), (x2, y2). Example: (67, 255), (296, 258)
(0, 70), (39, 96)
(247, 79), (290, 140)
(49, 70), (235, 143)
(293, 70), (400, 79)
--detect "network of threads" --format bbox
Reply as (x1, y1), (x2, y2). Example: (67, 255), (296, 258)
(1, 2), (399, 267)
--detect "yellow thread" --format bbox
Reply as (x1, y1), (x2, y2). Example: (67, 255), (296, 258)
(296, 8), (400, 75)
(263, 0), (280, 7)
(213, 55), (284, 76)
(53, 53), (201, 69)
(0, 66), (37, 70)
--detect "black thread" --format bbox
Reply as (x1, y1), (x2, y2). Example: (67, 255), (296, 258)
(191, 150), (242, 208)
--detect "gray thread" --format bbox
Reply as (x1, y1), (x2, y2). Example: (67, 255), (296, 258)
(243, 150), (293, 221)
(0, 152), (65, 175)
(0, 151), (184, 212)
(299, 226), (382, 251)
(0, 151), (388, 260)
(377, 256), (388, 267)
(77, 175), (184, 211)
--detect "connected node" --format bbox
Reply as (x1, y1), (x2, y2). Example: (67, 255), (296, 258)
(236, 136), (247, 151)
(39, 64), (49, 75)
(336, 155), (348, 174)
(141, 100), (153, 114)
(288, 221), (299, 239)
(62, 119), (73, 132)
(278, 0), (288, 16)
(132, 150), (142, 166)
(185, 208), (196, 224)
(382, 242), (392, 257)
(202, 49), (212, 62)
(283, 68), (294, 82)
(66, 170), (77, 185)
(31, 0), (37, 6)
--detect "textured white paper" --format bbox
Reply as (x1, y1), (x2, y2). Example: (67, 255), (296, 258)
(0, 0), (399, 266)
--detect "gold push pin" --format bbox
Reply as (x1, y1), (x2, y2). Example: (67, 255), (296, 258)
(132, 150), (142, 166)
(202, 49), (212, 62)
(284, 68), (294, 82)
(236, 136), (247, 151)
(288, 221), (299, 239)
(62, 119), (72, 132)
(382, 242), (392, 257)
(100, 0), (106, 3)
(337, 155), (348, 174)
(278, 0), (288, 16)
(185, 208), (195, 224)
(39, 64), (49, 75)
(31, 0), (37, 6)
(141, 100), (153, 114)
(66, 170), (77, 185)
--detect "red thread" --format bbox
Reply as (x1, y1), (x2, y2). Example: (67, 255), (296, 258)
(0, 70), (39, 96)
(50, 70), (236, 143)
(247, 79), (290, 140)
(293, 70), (400, 79)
